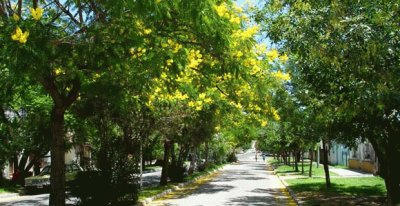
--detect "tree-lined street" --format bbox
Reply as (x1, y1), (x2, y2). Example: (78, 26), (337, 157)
(1, 0), (399, 205)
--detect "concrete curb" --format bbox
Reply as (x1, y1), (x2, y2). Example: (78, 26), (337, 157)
(276, 174), (301, 206)
(136, 165), (225, 206)
(267, 161), (300, 206)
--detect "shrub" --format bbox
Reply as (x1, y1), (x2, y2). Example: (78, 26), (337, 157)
(226, 152), (237, 163)
(169, 164), (187, 182)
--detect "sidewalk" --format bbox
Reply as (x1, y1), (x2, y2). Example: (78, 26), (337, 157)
(328, 167), (373, 177)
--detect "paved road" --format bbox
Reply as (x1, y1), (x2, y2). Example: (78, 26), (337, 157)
(0, 193), (78, 206)
(150, 151), (295, 206)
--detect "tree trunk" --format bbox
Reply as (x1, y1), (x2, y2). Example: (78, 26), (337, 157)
(294, 152), (299, 172)
(301, 151), (304, 174)
(34, 161), (41, 176)
(205, 141), (209, 163)
(309, 149), (313, 177)
(322, 139), (331, 188)
(188, 147), (197, 175)
(160, 139), (170, 186)
(370, 136), (400, 206)
(49, 106), (66, 206)
(170, 141), (176, 167)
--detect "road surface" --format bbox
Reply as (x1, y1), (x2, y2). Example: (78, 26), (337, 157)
(150, 151), (296, 206)
(0, 151), (293, 206)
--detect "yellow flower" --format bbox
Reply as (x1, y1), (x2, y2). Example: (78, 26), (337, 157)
(54, 68), (63, 76)
(266, 49), (279, 61)
(166, 59), (174, 66)
(188, 101), (196, 107)
(235, 51), (243, 58)
(261, 120), (268, 127)
(198, 93), (206, 99)
(274, 71), (291, 81)
(204, 98), (212, 104)
(279, 54), (289, 63)
(11, 27), (29, 44)
(144, 29), (152, 34)
(30, 7), (43, 21)
(229, 16), (241, 24)
(214, 4), (228, 17)
(13, 14), (20, 21)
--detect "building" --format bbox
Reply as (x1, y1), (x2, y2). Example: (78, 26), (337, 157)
(349, 140), (379, 174)
(2, 143), (91, 179)
(328, 142), (350, 166)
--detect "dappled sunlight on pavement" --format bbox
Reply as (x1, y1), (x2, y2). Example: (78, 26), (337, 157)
(150, 153), (296, 206)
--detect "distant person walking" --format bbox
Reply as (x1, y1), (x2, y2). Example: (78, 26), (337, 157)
(255, 152), (258, 162)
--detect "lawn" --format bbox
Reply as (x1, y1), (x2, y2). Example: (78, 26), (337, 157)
(268, 158), (338, 177)
(0, 181), (19, 194)
(286, 177), (387, 205)
(287, 177), (386, 196)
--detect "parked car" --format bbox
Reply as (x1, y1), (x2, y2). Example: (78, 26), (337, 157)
(24, 163), (83, 193)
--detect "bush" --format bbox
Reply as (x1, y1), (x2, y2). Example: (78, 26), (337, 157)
(70, 171), (139, 206)
(169, 164), (187, 182)
(226, 152), (237, 163)
(197, 162), (212, 172)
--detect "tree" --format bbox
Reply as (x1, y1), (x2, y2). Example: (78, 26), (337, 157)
(258, 1), (400, 204)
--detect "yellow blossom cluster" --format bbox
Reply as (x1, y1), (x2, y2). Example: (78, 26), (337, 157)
(135, 20), (152, 35)
(214, 3), (243, 25)
(266, 49), (279, 61)
(130, 47), (147, 59)
(273, 71), (291, 81)
(30, 7), (43, 21)
(54, 68), (66, 76)
(271, 108), (280, 121)
(11, 27), (29, 44)
(266, 49), (289, 64)
(187, 50), (203, 69)
(13, 14), (20, 21)
(161, 39), (183, 53)
(279, 54), (289, 63)
(232, 25), (260, 40)
(187, 92), (213, 111)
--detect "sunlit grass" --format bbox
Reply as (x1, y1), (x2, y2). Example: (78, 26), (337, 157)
(287, 177), (386, 197)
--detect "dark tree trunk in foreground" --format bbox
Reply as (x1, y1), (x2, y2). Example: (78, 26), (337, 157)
(322, 139), (331, 188)
(309, 149), (313, 177)
(160, 140), (170, 186)
(42, 78), (79, 206)
(49, 106), (66, 206)
(370, 134), (400, 206)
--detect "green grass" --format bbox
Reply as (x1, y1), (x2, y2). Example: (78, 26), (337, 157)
(286, 177), (386, 197)
(184, 163), (223, 182)
(144, 165), (162, 171)
(273, 160), (338, 177)
(0, 180), (19, 194)
(138, 185), (174, 201)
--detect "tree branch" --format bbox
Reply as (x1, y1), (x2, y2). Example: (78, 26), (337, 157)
(54, 0), (80, 25)
(77, 0), (83, 24)
(17, 0), (21, 16)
